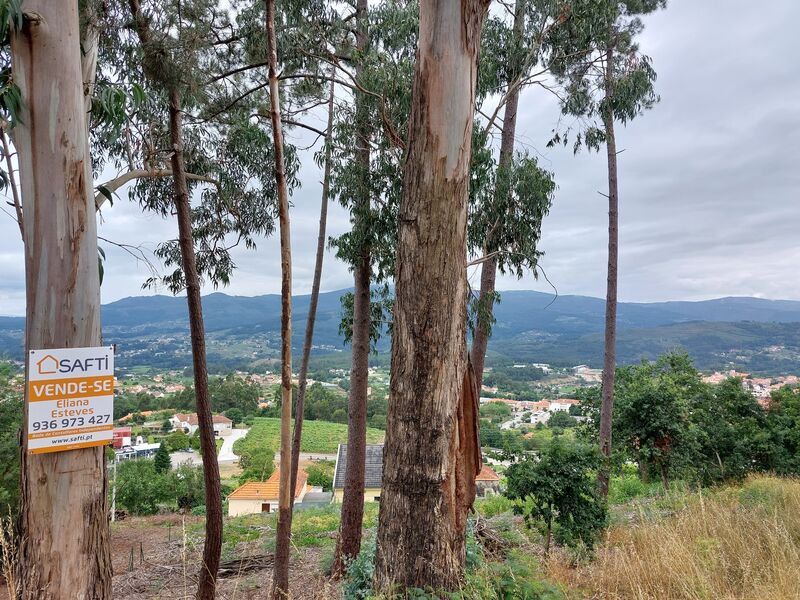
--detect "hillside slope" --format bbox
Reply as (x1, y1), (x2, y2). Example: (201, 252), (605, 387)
(2, 290), (800, 373)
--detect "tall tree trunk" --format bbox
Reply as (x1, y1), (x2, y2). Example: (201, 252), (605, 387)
(286, 72), (336, 560)
(12, 3), (112, 597)
(168, 88), (223, 600)
(374, 0), (488, 592)
(266, 0), (294, 596)
(128, 5), (223, 596)
(598, 41), (618, 499)
(332, 0), (371, 577)
(470, 0), (524, 387)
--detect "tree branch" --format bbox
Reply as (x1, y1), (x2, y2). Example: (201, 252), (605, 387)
(95, 169), (219, 210)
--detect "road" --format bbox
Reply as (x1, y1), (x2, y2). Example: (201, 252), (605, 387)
(170, 428), (248, 468)
(218, 428), (248, 462)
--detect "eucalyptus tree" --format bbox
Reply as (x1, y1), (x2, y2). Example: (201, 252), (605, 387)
(328, 0), (415, 573)
(468, 0), (562, 385)
(548, 0), (664, 497)
(7, 2), (113, 597)
(374, 0), (490, 592)
(263, 0), (297, 594)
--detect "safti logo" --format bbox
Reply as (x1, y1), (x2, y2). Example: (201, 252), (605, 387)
(34, 354), (111, 375)
(36, 355), (59, 375)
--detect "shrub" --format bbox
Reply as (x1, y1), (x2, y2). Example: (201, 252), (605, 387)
(475, 494), (513, 518)
(342, 536), (376, 600)
(506, 438), (607, 554)
(305, 461), (334, 491)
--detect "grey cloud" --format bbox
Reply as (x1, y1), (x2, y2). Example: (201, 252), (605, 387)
(1, 0), (798, 315)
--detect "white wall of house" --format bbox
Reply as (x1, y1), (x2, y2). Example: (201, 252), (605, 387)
(228, 498), (276, 517)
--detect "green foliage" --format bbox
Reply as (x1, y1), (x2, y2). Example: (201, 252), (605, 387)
(173, 375), (263, 416)
(480, 401), (513, 420)
(305, 460), (334, 491)
(463, 550), (565, 600)
(114, 459), (206, 515)
(342, 536), (376, 600)
(223, 407), (244, 425)
(114, 460), (169, 515)
(547, 411), (578, 429)
(547, 0), (665, 151)
(338, 287), (394, 352)
(0, 362), (21, 515)
(506, 438), (607, 553)
(153, 442), (171, 474)
(475, 494), (514, 519)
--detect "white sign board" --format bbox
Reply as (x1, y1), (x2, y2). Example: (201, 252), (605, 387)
(27, 346), (115, 454)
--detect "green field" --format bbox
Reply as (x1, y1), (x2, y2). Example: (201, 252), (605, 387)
(238, 417), (385, 455)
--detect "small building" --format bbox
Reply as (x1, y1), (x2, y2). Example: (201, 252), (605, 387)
(170, 413), (232, 436)
(333, 444), (383, 503)
(227, 469), (309, 517)
(114, 442), (161, 462)
(112, 427), (132, 449)
(475, 466), (501, 497)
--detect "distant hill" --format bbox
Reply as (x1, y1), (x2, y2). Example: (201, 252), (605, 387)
(2, 290), (800, 374)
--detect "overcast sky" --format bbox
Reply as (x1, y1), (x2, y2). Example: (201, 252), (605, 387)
(1, 0), (799, 317)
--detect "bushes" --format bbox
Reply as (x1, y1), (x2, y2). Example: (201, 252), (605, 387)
(305, 460), (334, 491)
(506, 439), (607, 554)
(342, 536), (376, 600)
(113, 459), (207, 515)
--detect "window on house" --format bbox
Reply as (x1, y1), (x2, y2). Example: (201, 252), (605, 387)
(261, 503), (270, 513)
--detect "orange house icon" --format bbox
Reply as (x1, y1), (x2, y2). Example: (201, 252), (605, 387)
(36, 355), (59, 375)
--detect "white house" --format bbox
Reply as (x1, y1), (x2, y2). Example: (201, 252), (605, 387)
(227, 469), (309, 516)
(170, 413), (232, 436)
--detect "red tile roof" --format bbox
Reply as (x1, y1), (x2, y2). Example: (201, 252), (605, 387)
(476, 466), (500, 481)
(228, 470), (308, 501)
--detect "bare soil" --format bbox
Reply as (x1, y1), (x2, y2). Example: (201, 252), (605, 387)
(1, 514), (339, 600)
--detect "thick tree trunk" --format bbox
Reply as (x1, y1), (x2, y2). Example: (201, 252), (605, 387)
(266, 0), (295, 596)
(374, 0), (488, 591)
(332, 0), (371, 577)
(598, 42), (618, 499)
(469, 0), (524, 387)
(287, 73), (336, 555)
(168, 89), (223, 600)
(12, 3), (112, 597)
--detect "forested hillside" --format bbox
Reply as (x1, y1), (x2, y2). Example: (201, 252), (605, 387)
(3, 290), (800, 373)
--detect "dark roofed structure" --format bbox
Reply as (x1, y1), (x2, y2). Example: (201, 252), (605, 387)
(333, 443), (384, 489)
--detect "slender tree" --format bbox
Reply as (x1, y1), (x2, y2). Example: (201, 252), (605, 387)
(127, 2), (223, 596)
(11, 2), (112, 596)
(549, 0), (664, 496)
(287, 72), (336, 556)
(374, 0), (489, 592)
(331, 0), (372, 575)
(468, 0), (564, 385)
(265, 0), (295, 595)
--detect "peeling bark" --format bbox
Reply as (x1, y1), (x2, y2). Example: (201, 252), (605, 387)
(374, 0), (488, 591)
(12, 2), (112, 597)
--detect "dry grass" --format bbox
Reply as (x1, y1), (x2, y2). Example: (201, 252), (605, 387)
(551, 475), (800, 600)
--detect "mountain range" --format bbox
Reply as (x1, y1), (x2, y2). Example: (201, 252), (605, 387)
(3, 290), (800, 374)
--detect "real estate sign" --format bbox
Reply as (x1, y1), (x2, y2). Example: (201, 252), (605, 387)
(27, 346), (115, 454)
